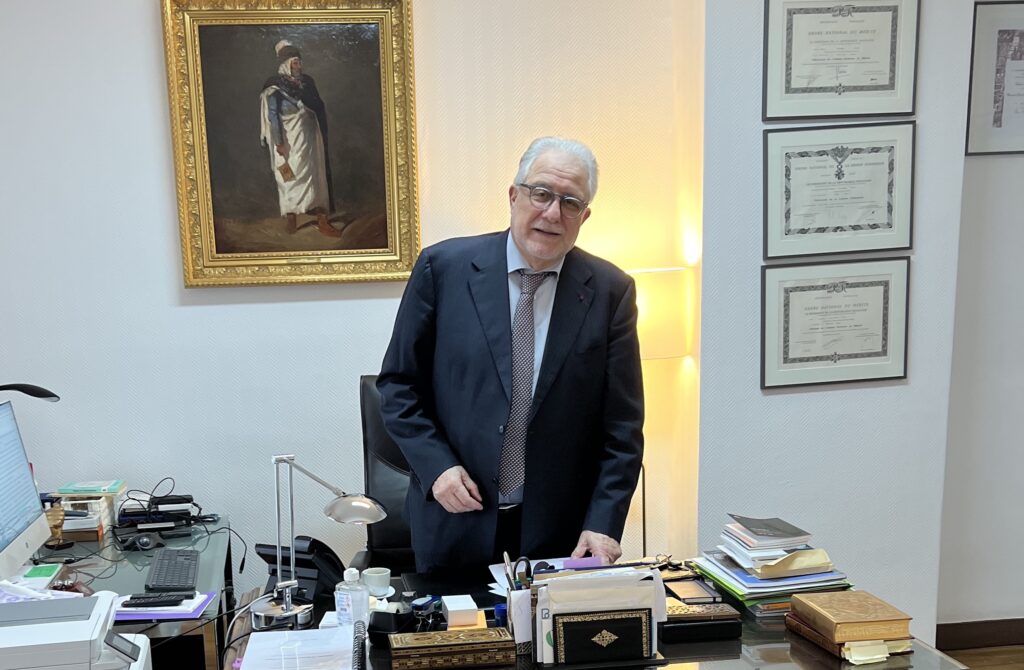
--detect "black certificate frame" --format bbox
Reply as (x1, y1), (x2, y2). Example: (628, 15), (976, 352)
(761, 256), (910, 389)
(965, 1), (1024, 156)
(763, 120), (916, 259)
(762, 0), (921, 122)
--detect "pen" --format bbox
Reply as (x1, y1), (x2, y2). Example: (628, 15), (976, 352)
(503, 551), (516, 590)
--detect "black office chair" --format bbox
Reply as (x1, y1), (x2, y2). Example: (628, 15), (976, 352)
(350, 375), (417, 574)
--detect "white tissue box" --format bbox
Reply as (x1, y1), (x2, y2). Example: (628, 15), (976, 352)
(441, 594), (478, 626)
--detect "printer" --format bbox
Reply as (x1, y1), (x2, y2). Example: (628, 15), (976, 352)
(0, 591), (151, 670)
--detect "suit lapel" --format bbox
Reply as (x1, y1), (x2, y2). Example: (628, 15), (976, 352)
(468, 232), (513, 402)
(532, 250), (594, 416)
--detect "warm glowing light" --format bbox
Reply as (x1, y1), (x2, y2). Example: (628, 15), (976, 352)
(682, 225), (702, 267)
(629, 268), (694, 360)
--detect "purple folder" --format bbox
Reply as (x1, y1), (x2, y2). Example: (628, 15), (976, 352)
(115, 591), (216, 621)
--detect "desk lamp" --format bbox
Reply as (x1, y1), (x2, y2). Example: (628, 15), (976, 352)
(0, 384), (60, 402)
(251, 454), (387, 631)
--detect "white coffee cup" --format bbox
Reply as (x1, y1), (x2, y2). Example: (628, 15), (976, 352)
(362, 567), (391, 597)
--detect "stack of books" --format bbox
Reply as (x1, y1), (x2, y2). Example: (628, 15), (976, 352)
(56, 480), (128, 542)
(692, 515), (850, 618)
(719, 514), (832, 579)
(786, 590), (913, 665)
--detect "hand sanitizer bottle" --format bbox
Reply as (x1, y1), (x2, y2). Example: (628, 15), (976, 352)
(335, 567), (370, 625)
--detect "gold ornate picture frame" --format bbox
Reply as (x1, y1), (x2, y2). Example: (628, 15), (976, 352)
(162, 0), (419, 287)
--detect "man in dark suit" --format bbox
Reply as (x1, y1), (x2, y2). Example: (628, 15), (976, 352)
(377, 137), (644, 572)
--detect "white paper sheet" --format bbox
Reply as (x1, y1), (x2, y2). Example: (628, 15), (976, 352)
(240, 627), (355, 670)
(488, 556), (570, 588)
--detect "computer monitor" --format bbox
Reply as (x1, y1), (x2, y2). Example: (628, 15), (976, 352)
(0, 401), (50, 582)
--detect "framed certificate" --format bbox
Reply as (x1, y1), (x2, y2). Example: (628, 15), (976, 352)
(763, 0), (919, 120)
(761, 257), (909, 388)
(764, 121), (914, 259)
(966, 2), (1024, 155)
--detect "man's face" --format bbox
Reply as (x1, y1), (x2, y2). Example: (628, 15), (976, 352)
(290, 57), (303, 77)
(508, 151), (592, 270)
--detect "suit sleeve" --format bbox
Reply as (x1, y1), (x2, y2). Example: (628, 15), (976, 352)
(377, 251), (460, 500)
(583, 278), (645, 540)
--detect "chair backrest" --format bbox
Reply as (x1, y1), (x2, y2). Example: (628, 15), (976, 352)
(359, 375), (415, 571)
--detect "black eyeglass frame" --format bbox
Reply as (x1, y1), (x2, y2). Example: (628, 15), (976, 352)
(515, 183), (589, 219)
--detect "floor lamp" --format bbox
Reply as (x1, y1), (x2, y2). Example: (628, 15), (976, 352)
(250, 454), (387, 631)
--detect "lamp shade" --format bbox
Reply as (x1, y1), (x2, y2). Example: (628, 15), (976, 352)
(0, 384), (60, 402)
(630, 268), (694, 360)
(324, 493), (387, 524)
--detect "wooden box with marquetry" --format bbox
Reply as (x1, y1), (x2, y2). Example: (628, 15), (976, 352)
(388, 627), (515, 669)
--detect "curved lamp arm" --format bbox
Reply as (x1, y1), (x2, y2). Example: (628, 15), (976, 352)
(0, 384), (60, 402)
(280, 456), (346, 497)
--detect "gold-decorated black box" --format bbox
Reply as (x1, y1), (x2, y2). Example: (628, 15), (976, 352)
(389, 627), (516, 669)
(552, 608), (652, 664)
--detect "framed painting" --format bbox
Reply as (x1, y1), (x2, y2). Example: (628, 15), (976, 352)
(162, 0), (419, 286)
(762, 0), (919, 121)
(761, 257), (909, 388)
(966, 2), (1024, 155)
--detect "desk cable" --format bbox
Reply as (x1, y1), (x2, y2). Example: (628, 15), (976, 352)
(150, 592), (271, 650)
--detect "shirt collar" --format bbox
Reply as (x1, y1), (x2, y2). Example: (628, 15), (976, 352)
(506, 230), (565, 277)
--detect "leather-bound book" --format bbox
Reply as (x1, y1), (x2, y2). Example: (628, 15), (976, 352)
(790, 591), (911, 643)
(785, 613), (913, 658)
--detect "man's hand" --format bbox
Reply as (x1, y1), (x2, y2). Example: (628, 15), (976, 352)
(571, 530), (622, 565)
(431, 465), (484, 513)
(276, 143), (290, 159)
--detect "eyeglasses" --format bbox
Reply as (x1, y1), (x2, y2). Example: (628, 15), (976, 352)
(516, 183), (589, 220)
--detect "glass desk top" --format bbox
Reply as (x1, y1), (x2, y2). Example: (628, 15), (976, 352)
(362, 618), (966, 670)
(43, 517), (232, 620)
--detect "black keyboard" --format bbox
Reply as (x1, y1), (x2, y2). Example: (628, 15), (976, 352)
(145, 548), (200, 592)
(122, 591), (195, 607)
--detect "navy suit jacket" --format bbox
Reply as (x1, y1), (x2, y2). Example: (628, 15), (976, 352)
(377, 231), (644, 571)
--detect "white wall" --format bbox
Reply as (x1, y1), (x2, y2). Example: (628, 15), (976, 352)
(938, 154), (1024, 623)
(0, 0), (698, 594)
(699, 1), (974, 642)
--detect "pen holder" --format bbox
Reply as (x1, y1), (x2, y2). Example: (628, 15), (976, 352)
(507, 587), (534, 656)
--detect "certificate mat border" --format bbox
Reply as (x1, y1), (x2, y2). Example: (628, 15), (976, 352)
(761, 256), (910, 388)
(763, 121), (915, 259)
(965, 2), (1024, 155)
(762, 0), (920, 121)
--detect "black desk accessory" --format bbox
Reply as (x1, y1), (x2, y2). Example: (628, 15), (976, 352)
(122, 592), (193, 608)
(120, 532), (165, 552)
(659, 618), (743, 644)
(145, 548), (200, 592)
(159, 527), (193, 539)
(0, 383), (60, 401)
(368, 608), (416, 647)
